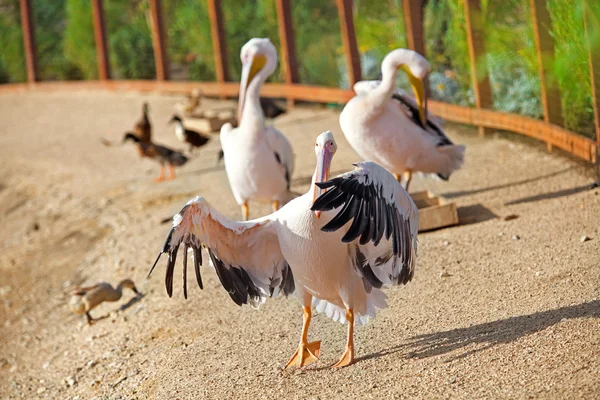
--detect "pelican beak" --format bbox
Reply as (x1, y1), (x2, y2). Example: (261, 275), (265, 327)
(238, 54), (267, 122)
(400, 65), (427, 127)
(313, 146), (333, 219)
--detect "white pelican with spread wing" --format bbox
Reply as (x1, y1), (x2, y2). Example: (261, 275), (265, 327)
(149, 131), (418, 368)
(220, 38), (295, 220)
(340, 48), (465, 191)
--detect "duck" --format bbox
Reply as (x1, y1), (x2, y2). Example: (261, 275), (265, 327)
(220, 38), (295, 220)
(340, 48), (465, 191)
(70, 279), (139, 324)
(123, 132), (189, 182)
(169, 114), (211, 153)
(134, 102), (152, 144)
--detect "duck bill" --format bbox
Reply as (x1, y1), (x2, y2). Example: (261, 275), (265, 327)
(313, 149), (333, 219)
(400, 65), (427, 127)
(238, 54), (266, 122)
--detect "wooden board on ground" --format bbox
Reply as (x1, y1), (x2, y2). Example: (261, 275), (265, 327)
(410, 190), (459, 232)
(183, 107), (237, 134)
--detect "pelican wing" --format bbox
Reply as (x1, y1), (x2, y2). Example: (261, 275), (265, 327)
(311, 161), (418, 287)
(148, 197), (294, 307)
(353, 80), (451, 146)
(265, 127), (295, 189)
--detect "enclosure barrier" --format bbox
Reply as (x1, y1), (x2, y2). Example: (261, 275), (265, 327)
(3, 0), (599, 165)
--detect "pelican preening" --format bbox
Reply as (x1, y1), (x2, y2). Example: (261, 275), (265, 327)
(149, 131), (418, 368)
(340, 48), (465, 191)
(220, 38), (295, 221)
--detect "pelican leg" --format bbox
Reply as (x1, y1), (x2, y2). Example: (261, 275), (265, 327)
(167, 164), (176, 180)
(284, 306), (321, 369)
(333, 309), (355, 368)
(272, 200), (280, 212)
(403, 169), (413, 192)
(393, 173), (401, 182)
(154, 165), (166, 182)
(241, 202), (249, 221)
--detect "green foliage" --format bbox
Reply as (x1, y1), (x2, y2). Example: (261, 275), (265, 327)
(63, 0), (97, 79)
(0, 0), (26, 83)
(105, 0), (155, 79)
(548, 0), (594, 135)
(163, 0), (215, 81)
(354, 0), (406, 79)
(292, 1), (342, 86)
(221, 0), (282, 82)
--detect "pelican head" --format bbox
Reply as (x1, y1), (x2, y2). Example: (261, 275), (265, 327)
(382, 49), (431, 126)
(238, 38), (278, 122)
(313, 131), (337, 218)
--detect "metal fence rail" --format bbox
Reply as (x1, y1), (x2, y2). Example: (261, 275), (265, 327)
(3, 0), (599, 164)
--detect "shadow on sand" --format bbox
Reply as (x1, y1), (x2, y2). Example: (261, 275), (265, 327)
(441, 166), (576, 199)
(357, 300), (600, 364)
(505, 182), (599, 206)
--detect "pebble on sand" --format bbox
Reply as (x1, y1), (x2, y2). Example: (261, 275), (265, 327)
(580, 235), (591, 243)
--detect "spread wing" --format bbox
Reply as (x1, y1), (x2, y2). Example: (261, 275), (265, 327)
(353, 80), (452, 147)
(265, 127), (295, 189)
(311, 161), (419, 288)
(148, 197), (294, 307)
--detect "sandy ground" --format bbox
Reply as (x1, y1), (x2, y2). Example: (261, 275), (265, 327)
(0, 91), (598, 400)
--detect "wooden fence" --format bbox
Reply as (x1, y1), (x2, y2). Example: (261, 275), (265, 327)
(3, 0), (599, 165)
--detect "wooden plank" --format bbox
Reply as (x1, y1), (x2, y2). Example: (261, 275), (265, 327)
(584, 0), (600, 160)
(463, 0), (493, 136)
(428, 100), (597, 163)
(411, 191), (459, 232)
(275, 0), (299, 108)
(336, 0), (361, 87)
(0, 80), (596, 164)
(403, 0), (426, 56)
(207, 0), (229, 96)
(91, 0), (110, 80)
(530, 0), (563, 152)
(149, 0), (169, 80)
(19, 0), (37, 83)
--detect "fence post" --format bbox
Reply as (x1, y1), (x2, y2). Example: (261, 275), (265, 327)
(403, 0), (426, 56)
(464, 0), (492, 136)
(149, 0), (169, 80)
(91, 0), (110, 80)
(208, 0), (229, 99)
(584, 0), (600, 167)
(275, 0), (299, 108)
(530, 0), (562, 152)
(19, 0), (37, 83)
(336, 0), (361, 87)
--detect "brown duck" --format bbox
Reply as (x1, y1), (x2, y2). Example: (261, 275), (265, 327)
(123, 132), (189, 182)
(70, 279), (139, 324)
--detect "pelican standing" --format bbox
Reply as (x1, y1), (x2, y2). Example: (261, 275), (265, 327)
(340, 48), (465, 191)
(220, 38), (295, 220)
(149, 131), (418, 368)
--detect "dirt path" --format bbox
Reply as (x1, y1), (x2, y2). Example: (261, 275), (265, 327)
(0, 91), (598, 399)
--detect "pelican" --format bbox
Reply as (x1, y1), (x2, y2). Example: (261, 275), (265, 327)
(340, 48), (465, 191)
(220, 38), (295, 221)
(148, 131), (418, 368)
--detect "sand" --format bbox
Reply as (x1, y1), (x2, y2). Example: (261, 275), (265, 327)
(0, 91), (598, 400)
